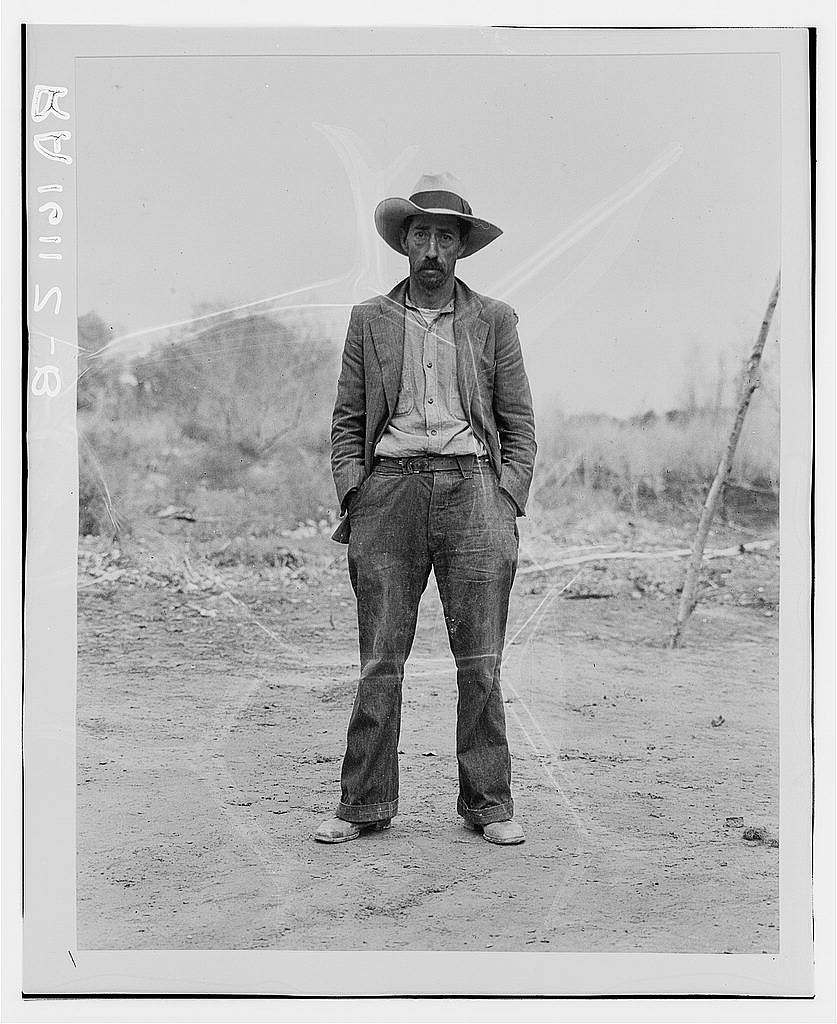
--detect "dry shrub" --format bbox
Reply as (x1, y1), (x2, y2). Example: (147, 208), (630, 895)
(77, 310), (342, 539)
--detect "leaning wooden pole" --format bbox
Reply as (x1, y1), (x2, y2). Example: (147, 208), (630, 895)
(670, 273), (780, 648)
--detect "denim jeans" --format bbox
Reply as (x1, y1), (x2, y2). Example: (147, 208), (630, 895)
(336, 456), (519, 826)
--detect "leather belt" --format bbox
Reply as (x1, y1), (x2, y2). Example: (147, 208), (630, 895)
(373, 454), (489, 475)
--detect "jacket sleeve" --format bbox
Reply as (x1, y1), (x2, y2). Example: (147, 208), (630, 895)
(492, 305), (537, 516)
(331, 306), (369, 513)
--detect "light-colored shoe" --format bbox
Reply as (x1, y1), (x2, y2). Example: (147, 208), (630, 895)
(465, 818), (525, 845)
(313, 816), (392, 844)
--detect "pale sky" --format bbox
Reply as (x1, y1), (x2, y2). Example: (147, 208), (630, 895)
(77, 45), (781, 416)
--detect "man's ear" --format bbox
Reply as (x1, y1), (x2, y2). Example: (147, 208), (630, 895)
(399, 226), (410, 255)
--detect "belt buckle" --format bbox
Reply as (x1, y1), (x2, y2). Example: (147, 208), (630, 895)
(405, 457), (426, 474)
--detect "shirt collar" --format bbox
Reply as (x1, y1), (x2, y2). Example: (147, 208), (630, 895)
(405, 291), (454, 315)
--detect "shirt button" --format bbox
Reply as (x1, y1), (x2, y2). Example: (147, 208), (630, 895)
(427, 397), (434, 404)
(426, 361), (433, 368)
(431, 429), (437, 436)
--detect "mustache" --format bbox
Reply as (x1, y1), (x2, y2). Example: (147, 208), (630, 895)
(420, 261), (443, 271)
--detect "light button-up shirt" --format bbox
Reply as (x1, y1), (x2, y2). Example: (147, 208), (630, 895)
(374, 292), (485, 458)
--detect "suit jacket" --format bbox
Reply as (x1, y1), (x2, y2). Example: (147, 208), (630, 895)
(330, 276), (537, 542)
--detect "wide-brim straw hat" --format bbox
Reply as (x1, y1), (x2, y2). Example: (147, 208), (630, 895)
(374, 172), (503, 258)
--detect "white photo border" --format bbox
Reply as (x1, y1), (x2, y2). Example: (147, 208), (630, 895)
(3, 3), (833, 1018)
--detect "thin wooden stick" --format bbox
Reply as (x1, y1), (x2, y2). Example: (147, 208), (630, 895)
(669, 274), (781, 648)
(518, 537), (776, 575)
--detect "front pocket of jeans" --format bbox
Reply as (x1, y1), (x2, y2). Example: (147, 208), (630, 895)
(350, 471), (385, 516)
(349, 476), (372, 515)
(499, 489), (516, 518)
(491, 475), (516, 520)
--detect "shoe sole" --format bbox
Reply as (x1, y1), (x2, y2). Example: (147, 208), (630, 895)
(480, 831), (525, 846)
(313, 820), (392, 844)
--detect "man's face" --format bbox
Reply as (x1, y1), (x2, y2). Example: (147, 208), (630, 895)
(400, 215), (467, 292)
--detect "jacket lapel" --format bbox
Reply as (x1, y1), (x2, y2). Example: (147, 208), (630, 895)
(369, 277), (490, 415)
(453, 279), (490, 410)
(370, 279), (408, 414)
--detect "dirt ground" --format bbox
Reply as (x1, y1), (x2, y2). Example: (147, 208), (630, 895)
(77, 526), (779, 953)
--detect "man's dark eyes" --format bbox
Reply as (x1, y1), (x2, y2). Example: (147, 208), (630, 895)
(412, 231), (456, 244)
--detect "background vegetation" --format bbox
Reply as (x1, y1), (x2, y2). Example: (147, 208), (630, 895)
(76, 309), (779, 560)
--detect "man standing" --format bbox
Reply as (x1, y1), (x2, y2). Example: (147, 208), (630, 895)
(315, 173), (537, 846)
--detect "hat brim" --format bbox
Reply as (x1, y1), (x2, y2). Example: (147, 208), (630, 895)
(374, 197), (502, 258)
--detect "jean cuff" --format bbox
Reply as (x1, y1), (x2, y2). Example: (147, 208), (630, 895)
(336, 798), (398, 824)
(456, 796), (515, 825)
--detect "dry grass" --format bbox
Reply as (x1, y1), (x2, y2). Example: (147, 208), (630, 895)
(532, 398), (777, 509)
(77, 311), (780, 556)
